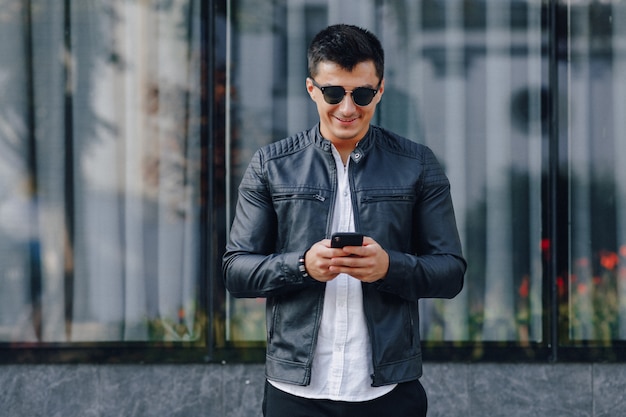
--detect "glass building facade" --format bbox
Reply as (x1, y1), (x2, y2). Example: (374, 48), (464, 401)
(1, 0), (626, 362)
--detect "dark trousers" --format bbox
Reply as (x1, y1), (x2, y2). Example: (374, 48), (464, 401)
(263, 379), (428, 417)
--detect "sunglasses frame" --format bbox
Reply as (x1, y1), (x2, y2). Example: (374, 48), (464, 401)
(310, 78), (381, 107)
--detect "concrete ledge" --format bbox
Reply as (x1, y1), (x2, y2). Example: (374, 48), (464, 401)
(1, 363), (625, 416)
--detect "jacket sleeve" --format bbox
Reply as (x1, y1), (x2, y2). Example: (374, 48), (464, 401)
(222, 150), (320, 298)
(377, 148), (466, 302)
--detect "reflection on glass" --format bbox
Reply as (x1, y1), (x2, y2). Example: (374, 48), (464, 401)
(0, 1), (204, 343)
(567, 1), (626, 343)
(226, 0), (546, 346)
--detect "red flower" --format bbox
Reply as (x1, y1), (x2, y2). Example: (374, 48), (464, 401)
(600, 251), (619, 271)
(518, 275), (530, 298)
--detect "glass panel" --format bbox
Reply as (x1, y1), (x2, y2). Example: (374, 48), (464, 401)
(566, 1), (626, 343)
(383, 0), (546, 345)
(0, 0), (204, 343)
(225, 0), (546, 346)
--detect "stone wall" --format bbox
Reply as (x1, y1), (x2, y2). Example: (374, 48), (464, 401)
(1, 363), (625, 416)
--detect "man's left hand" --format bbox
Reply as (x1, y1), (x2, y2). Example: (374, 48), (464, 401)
(328, 236), (389, 283)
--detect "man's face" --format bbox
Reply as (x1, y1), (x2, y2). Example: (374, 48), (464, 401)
(306, 60), (384, 147)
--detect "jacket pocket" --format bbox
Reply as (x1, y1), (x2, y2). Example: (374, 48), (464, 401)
(273, 192), (327, 202)
(358, 190), (416, 247)
(272, 190), (331, 249)
(361, 193), (415, 204)
(407, 303), (416, 348)
(267, 298), (279, 343)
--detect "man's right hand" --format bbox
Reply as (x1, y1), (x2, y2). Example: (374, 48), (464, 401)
(303, 239), (344, 282)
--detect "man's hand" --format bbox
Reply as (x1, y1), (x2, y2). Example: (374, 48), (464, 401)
(304, 236), (389, 283)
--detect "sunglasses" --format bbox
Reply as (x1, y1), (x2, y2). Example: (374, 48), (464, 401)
(310, 78), (380, 107)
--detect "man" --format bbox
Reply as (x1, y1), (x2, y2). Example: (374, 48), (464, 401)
(223, 24), (466, 417)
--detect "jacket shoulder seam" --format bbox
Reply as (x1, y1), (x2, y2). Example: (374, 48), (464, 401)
(261, 131), (313, 161)
(373, 127), (449, 187)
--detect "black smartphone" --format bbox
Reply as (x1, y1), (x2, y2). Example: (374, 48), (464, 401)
(330, 232), (364, 248)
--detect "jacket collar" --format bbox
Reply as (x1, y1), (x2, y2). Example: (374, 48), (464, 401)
(312, 123), (374, 165)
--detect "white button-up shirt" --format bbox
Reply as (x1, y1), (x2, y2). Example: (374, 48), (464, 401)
(270, 145), (396, 401)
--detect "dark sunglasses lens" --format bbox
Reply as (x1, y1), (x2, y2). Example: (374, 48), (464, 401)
(322, 86), (346, 104)
(352, 88), (376, 106)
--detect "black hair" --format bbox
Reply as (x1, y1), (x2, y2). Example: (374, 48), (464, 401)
(307, 24), (384, 81)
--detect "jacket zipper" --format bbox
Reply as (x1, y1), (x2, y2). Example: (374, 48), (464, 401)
(361, 194), (415, 203)
(273, 193), (326, 202)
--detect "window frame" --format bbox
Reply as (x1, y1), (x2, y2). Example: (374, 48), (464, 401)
(4, 0), (626, 365)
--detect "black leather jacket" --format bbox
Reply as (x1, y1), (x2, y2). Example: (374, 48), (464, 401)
(223, 124), (466, 387)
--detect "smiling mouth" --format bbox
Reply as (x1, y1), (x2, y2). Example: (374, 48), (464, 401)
(335, 115), (358, 123)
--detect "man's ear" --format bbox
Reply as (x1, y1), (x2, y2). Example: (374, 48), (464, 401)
(305, 78), (316, 100)
(375, 78), (385, 103)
